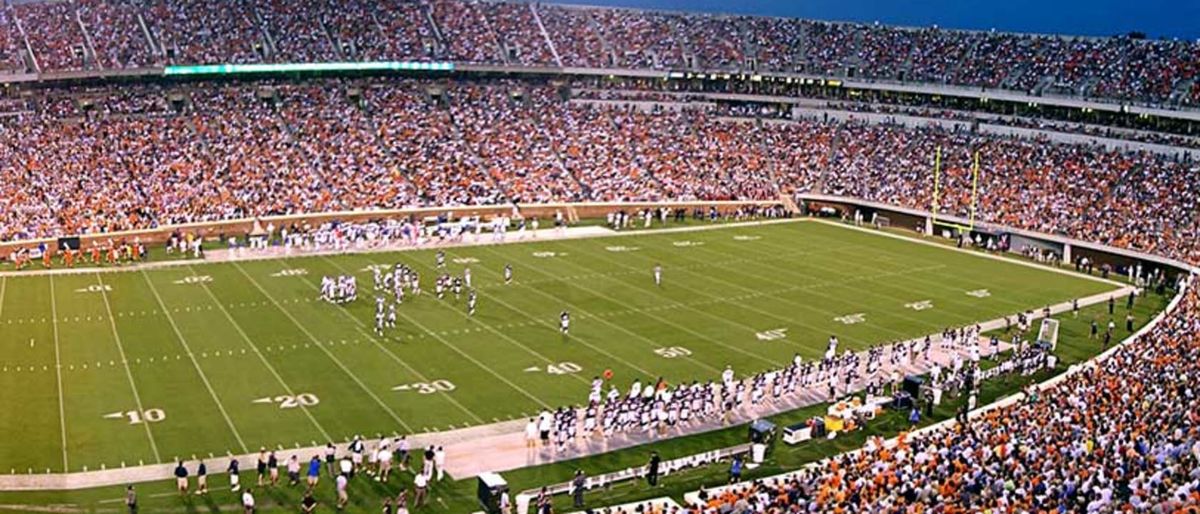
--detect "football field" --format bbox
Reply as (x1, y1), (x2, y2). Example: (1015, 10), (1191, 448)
(0, 220), (1117, 475)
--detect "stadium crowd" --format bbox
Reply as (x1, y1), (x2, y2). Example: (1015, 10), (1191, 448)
(2, 77), (1199, 267)
(690, 282), (1199, 513)
(2, 0), (1198, 105)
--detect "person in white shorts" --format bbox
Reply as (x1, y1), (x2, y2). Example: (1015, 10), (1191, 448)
(525, 418), (538, 449)
(377, 442), (393, 482)
(335, 473), (349, 510)
(433, 446), (445, 481)
(241, 488), (255, 514)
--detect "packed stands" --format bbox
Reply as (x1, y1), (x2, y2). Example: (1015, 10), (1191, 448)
(691, 283), (1200, 513)
(144, 0), (264, 64)
(478, 1), (555, 66)
(254, 0), (340, 63)
(430, 0), (501, 64)
(539, 5), (608, 68)
(14, 0), (91, 71)
(3, 0), (1200, 105)
(371, 0), (438, 62)
(2, 77), (1197, 268)
(78, 0), (155, 69)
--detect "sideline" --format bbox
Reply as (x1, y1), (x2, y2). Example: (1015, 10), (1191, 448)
(0, 219), (801, 279)
(682, 278), (1189, 508)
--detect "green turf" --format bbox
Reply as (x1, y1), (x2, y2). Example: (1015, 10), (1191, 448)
(0, 221), (1116, 476)
(0, 286), (1167, 514)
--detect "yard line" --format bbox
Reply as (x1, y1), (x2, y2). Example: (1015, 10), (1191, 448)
(471, 247), (721, 374)
(616, 239), (918, 342)
(93, 275), (163, 463)
(550, 243), (785, 369)
(136, 271), (248, 454)
(314, 256), (553, 411)
(230, 261), (415, 433)
(46, 276), (70, 472)
(321, 256), (604, 384)
(762, 228), (1048, 310)
(595, 235), (940, 336)
(681, 236), (971, 330)
(188, 265), (335, 443)
(0, 276), (7, 319)
(552, 238), (944, 349)
(384, 253), (657, 379)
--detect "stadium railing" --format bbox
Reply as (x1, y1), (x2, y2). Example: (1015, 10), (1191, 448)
(515, 444), (751, 514)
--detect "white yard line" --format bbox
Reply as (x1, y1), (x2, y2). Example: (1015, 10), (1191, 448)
(674, 238), (958, 332)
(472, 245), (722, 375)
(313, 256), (555, 410)
(436, 250), (659, 378)
(546, 243), (786, 369)
(0, 276), (7, 319)
(230, 261), (416, 433)
(328, 253), (635, 384)
(188, 265), (335, 443)
(46, 276), (70, 472)
(751, 237), (1029, 312)
(94, 274), (164, 464)
(299, 256), (492, 423)
(136, 271), (248, 454)
(816, 219), (1129, 288)
(457, 249), (718, 373)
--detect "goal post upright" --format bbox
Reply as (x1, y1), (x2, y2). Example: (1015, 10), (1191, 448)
(930, 148), (982, 234)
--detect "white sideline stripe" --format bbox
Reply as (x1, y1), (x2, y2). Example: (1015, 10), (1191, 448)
(305, 255), (490, 424)
(0, 282), (1143, 489)
(0, 218), (1157, 487)
(47, 277), (70, 472)
(815, 219), (1128, 288)
(230, 261), (416, 433)
(188, 264), (334, 443)
(94, 274), (163, 464)
(137, 271), (248, 454)
(607, 238), (920, 346)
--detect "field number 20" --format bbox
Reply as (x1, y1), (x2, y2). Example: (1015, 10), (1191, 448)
(254, 394), (320, 409)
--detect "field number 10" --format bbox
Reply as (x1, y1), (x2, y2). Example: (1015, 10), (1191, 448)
(105, 409), (166, 424)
